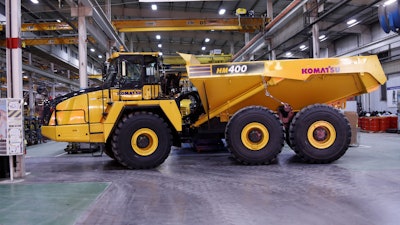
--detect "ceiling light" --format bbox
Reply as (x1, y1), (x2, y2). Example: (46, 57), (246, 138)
(202, 46), (206, 51)
(319, 35), (326, 40)
(347, 19), (357, 25)
(384, 0), (396, 6)
(286, 52), (292, 57)
(56, 19), (61, 23)
(219, 9), (226, 15)
(156, 35), (161, 40)
(205, 38), (210, 43)
(31, 0), (39, 4)
(151, 4), (157, 10)
(98, 55), (103, 59)
(158, 44), (162, 48)
(159, 52), (163, 56)
(90, 48), (95, 52)
(299, 45), (308, 50)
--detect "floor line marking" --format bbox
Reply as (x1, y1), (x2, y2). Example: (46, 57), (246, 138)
(357, 145), (371, 148)
(55, 152), (68, 157)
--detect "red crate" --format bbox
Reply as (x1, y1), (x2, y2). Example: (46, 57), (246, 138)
(379, 117), (390, 132)
(389, 116), (398, 129)
(364, 117), (380, 132)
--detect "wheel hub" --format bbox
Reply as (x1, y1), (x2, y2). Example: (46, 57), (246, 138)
(131, 128), (159, 156)
(313, 126), (328, 141)
(248, 129), (263, 143)
(307, 121), (336, 149)
(241, 122), (269, 151)
(137, 134), (150, 148)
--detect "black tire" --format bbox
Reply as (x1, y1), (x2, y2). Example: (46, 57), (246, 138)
(104, 140), (115, 159)
(285, 128), (293, 149)
(289, 104), (351, 163)
(225, 106), (284, 165)
(111, 112), (172, 169)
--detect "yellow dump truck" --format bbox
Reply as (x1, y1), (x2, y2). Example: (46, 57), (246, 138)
(41, 52), (386, 169)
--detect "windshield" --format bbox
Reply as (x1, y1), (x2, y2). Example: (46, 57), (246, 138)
(103, 54), (160, 89)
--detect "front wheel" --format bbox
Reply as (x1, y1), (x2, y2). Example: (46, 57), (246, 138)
(289, 104), (351, 163)
(225, 106), (284, 165)
(111, 112), (172, 169)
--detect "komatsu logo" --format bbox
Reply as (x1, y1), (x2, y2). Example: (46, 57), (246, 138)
(118, 90), (141, 95)
(301, 66), (340, 74)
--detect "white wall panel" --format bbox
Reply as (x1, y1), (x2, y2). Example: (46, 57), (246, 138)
(334, 35), (358, 55)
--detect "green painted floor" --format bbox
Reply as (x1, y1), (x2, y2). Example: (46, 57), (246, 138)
(0, 182), (110, 225)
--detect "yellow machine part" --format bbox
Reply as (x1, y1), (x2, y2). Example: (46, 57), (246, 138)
(180, 99), (192, 117)
(41, 89), (182, 143)
(178, 53), (387, 127)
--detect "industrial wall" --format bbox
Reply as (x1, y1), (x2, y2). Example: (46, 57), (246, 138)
(334, 22), (400, 114)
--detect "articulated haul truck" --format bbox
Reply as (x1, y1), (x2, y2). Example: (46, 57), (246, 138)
(41, 52), (386, 169)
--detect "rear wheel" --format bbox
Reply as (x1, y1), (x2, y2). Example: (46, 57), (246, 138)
(225, 106), (284, 165)
(111, 112), (172, 169)
(289, 104), (351, 163)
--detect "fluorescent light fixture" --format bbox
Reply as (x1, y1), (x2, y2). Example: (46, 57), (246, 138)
(90, 48), (95, 52)
(299, 45), (308, 50)
(384, 0), (396, 6)
(31, 0), (39, 4)
(151, 4), (157, 10)
(286, 52), (292, 57)
(205, 38), (210, 42)
(202, 46), (206, 51)
(56, 19), (61, 23)
(319, 34), (326, 40)
(347, 19), (357, 25)
(98, 55), (103, 59)
(158, 44), (162, 48)
(219, 8), (226, 15)
(156, 35), (161, 40)
(159, 52), (163, 56)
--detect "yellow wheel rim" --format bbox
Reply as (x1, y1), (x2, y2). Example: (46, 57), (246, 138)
(241, 122), (269, 151)
(131, 128), (158, 156)
(307, 121), (336, 149)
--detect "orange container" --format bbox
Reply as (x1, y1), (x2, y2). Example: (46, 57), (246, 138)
(359, 117), (366, 130)
(389, 116), (398, 129)
(379, 117), (390, 132)
(364, 117), (380, 132)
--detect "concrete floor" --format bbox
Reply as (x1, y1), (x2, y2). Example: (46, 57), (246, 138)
(0, 132), (399, 225)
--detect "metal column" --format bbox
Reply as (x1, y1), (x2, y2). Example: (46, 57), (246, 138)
(72, 2), (92, 89)
(308, 0), (320, 58)
(266, 0), (275, 60)
(79, 6), (88, 89)
(5, 0), (24, 179)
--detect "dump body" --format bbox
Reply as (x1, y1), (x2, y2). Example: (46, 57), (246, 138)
(179, 53), (386, 127)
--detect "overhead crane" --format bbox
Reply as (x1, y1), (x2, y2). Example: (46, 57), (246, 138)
(0, 37), (96, 47)
(0, 18), (265, 33)
(112, 18), (266, 32)
(0, 22), (74, 32)
(163, 54), (232, 65)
